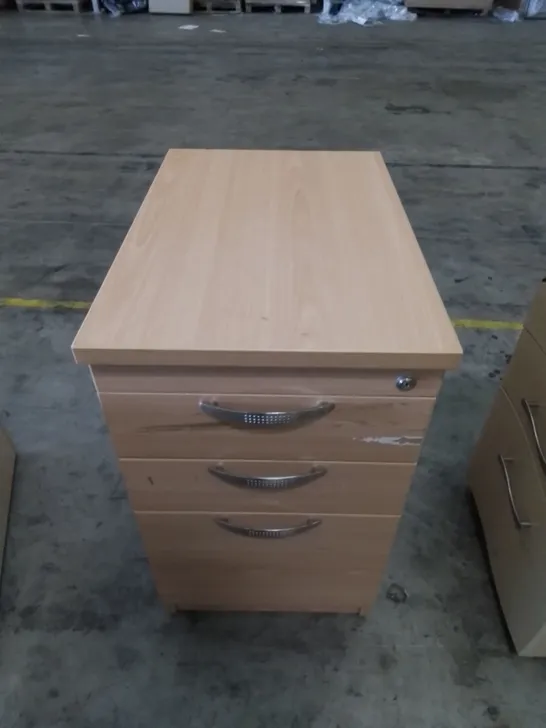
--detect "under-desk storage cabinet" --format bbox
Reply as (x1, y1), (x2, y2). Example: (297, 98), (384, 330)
(73, 149), (461, 613)
(469, 282), (546, 656)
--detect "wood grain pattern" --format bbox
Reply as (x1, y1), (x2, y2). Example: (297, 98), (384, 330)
(120, 458), (415, 515)
(135, 511), (399, 612)
(93, 365), (442, 398)
(72, 150), (461, 371)
(101, 392), (434, 462)
(468, 389), (546, 657)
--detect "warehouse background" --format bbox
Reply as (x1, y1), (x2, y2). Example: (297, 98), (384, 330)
(1, 14), (546, 728)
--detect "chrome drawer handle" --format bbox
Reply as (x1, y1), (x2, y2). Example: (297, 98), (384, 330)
(208, 465), (327, 490)
(521, 399), (546, 473)
(199, 400), (334, 429)
(214, 518), (322, 539)
(498, 455), (532, 530)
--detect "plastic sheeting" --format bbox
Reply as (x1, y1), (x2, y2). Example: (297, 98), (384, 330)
(493, 0), (546, 20)
(101, 0), (147, 15)
(492, 5), (520, 19)
(319, 0), (416, 25)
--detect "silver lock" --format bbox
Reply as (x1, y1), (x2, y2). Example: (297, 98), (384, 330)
(396, 375), (417, 392)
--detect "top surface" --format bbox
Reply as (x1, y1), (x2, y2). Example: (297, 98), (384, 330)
(73, 149), (461, 370)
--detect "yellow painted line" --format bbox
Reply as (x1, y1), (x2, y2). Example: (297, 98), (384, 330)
(451, 318), (523, 331)
(0, 297), (525, 331)
(0, 297), (90, 311)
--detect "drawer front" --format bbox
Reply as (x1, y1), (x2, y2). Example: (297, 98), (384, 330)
(120, 458), (415, 515)
(469, 389), (546, 656)
(93, 365), (442, 398)
(502, 329), (546, 492)
(100, 393), (434, 462)
(135, 511), (398, 613)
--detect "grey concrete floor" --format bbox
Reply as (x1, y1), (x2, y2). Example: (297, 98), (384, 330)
(1, 11), (546, 728)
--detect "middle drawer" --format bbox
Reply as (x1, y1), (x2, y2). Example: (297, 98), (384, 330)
(120, 458), (415, 515)
(100, 393), (434, 462)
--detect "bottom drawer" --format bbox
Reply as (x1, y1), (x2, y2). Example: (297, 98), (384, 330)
(469, 388), (546, 656)
(135, 512), (399, 613)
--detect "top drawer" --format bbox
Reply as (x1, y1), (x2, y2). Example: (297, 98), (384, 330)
(99, 392), (434, 463)
(92, 366), (442, 398)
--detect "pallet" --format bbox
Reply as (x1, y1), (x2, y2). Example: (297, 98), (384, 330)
(404, 0), (491, 10)
(16, 0), (85, 10)
(245, 0), (310, 11)
(194, 0), (241, 10)
(410, 6), (490, 13)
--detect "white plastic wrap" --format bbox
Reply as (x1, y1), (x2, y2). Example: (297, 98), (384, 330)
(319, 0), (416, 25)
(492, 6), (520, 19)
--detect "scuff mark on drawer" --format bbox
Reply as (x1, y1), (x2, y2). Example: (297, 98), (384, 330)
(354, 436), (423, 446)
(140, 422), (224, 433)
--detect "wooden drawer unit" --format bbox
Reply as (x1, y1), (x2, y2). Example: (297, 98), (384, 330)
(73, 150), (461, 614)
(469, 389), (546, 656)
(469, 283), (546, 655)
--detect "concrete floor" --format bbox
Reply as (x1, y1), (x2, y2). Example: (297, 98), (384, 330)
(1, 11), (546, 728)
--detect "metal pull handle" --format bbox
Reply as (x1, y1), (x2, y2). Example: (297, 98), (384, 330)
(521, 399), (546, 473)
(497, 455), (532, 530)
(199, 400), (334, 429)
(214, 518), (322, 539)
(208, 465), (327, 490)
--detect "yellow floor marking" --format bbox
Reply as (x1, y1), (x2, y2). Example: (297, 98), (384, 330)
(451, 318), (523, 331)
(0, 297), (90, 311)
(0, 297), (524, 331)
